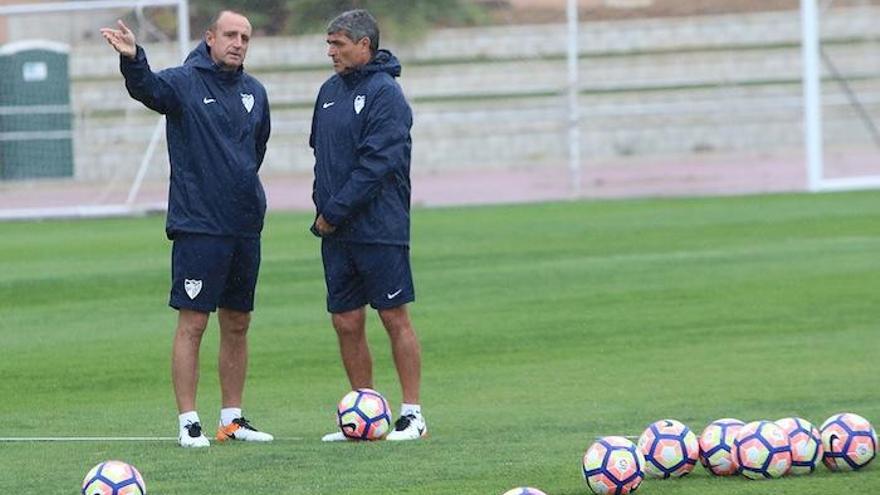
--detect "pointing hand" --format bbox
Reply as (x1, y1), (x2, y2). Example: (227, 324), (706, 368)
(99, 20), (137, 59)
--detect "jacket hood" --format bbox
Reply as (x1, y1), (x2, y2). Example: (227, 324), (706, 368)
(364, 50), (401, 77)
(185, 41), (244, 76)
(342, 49), (401, 85)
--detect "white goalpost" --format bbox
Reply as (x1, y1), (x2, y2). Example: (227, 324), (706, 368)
(801, 0), (880, 192)
(565, 0), (581, 196)
(0, 0), (190, 220)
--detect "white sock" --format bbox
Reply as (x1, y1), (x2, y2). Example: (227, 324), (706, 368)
(220, 407), (242, 426)
(401, 403), (421, 418)
(178, 411), (201, 432)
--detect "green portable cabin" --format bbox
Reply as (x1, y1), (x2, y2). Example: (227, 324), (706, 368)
(0, 40), (74, 180)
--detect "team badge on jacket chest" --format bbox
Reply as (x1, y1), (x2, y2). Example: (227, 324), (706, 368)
(241, 93), (254, 113)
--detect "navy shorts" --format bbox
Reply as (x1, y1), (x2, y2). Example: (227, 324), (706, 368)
(169, 234), (261, 313)
(321, 239), (415, 314)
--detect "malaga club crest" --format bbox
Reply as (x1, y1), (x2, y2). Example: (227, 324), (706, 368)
(240, 93), (254, 113)
(184, 279), (202, 300)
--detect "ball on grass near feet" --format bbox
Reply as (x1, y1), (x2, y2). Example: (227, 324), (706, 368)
(637, 419), (699, 478)
(582, 435), (645, 495)
(775, 417), (823, 474)
(81, 460), (146, 495)
(698, 418), (745, 476)
(500, 487), (547, 495)
(820, 412), (877, 471)
(336, 388), (392, 441)
(732, 420), (792, 480)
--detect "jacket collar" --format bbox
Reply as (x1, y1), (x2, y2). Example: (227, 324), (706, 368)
(185, 40), (244, 82)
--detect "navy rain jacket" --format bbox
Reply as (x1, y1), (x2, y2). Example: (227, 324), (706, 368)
(120, 41), (270, 239)
(310, 50), (413, 246)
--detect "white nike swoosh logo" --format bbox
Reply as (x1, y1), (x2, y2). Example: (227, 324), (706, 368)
(322, 102), (335, 109)
(386, 289), (403, 299)
(203, 97), (216, 104)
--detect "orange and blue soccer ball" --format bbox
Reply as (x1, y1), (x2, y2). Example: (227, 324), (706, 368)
(637, 419), (699, 478)
(732, 420), (792, 480)
(582, 435), (645, 495)
(776, 417), (823, 474)
(698, 418), (745, 476)
(81, 460), (145, 495)
(336, 388), (391, 440)
(500, 487), (547, 495)
(820, 412), (877, 471)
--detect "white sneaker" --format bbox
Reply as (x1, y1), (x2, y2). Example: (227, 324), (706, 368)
(215, 417), (274, 442)
(321, 431), (350, 442)
(386, 414), (427, 441)
(178, 421), (210, 448)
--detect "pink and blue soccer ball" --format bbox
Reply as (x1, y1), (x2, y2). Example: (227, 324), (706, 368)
(775, 417), (823, 474)
(82, 460), (146, 495)
(583, 435), (645, 494)
(637, 419), (699, 478)
(500, 487), (547, 495)
(698, 418), (745, 476)
(336, 388), (392, 440)
(820, 412), (877, 471)
(732, 420), (792, 480)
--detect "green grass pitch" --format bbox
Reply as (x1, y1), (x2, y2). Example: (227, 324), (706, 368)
(1, 191), (878, 494)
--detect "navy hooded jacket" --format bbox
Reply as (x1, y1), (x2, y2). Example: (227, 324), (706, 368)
(120, 41), (270, 239)
(310, 50), (412, 246)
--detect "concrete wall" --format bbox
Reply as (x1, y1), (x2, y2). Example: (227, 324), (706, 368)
(48, 6), (880, 180)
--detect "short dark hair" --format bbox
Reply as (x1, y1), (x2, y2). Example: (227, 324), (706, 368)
(208, 10), (248, 32)
(327, 9), (379, 54)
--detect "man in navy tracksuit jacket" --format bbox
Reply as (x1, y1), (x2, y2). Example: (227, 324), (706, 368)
(310, 9), (427, 442)
(101, 10), (273, 448)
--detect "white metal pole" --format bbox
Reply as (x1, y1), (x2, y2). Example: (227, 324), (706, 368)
(800, 0), (824, 192)
(566, 0), (582, 196)
(177, 0), (190, 61)
(126, 116), (165, 206)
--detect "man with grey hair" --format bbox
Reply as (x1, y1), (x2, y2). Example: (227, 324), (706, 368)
(309, 9), (426, 442)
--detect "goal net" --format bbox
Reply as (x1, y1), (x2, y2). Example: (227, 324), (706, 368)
(0, 0), (189, 220)
(560, 0), (880, 197)
(808, 0), (880, 191)
(2, 1), (877, 221)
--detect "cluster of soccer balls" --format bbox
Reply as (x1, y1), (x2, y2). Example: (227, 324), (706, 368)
(582, 412), (876, 494)
(503, 412), (876, 495)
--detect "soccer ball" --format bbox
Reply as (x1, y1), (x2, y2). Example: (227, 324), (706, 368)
(501, 488), (547, 495)
(582, 435), (645, 495)
(637, 419), (699, 478)
(820, 412), (877, 471)
(698, 418), (744, 476)
(81, 460), (146, 495)
(732, 420), (792, 479)
(776, 417), (823, 474)
(336, 388), (391, 440)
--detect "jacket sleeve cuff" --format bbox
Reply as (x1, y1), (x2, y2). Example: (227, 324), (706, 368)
(320, 200), (348, 226)
(120, 45), (146, 68)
